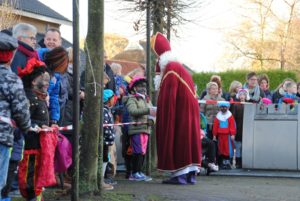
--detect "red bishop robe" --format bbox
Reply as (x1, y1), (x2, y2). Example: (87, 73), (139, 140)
(156, 61), (202, 172)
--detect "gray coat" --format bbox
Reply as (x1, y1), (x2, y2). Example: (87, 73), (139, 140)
(200, 94), (225, 126)
(0, 66), (31, 147)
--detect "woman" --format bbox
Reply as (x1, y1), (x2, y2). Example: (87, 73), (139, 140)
(272, 78), (294, 104)
(228, 80), (242, 101)
(199, 75), (230, 100)
(258, 74), (272, 101)
(243, 72), (264, 103)
(200, 82), (225, 140)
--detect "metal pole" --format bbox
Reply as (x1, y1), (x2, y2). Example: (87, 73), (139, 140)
(146, 0), (152, 175)
(72, 0), (79, 200)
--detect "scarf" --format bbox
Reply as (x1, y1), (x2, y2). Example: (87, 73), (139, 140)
(33, 89), (48, 100)
(134, 93), (150, 103)
(244, 83), (260, 102)
(17, 42), (39, 59)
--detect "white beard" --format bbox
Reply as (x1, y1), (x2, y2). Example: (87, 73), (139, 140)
(154, 74), (162, 91)
(159, 51), (177, 72)
(154, 51), (177, 91)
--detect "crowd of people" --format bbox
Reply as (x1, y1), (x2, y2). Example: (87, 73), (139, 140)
(0, 23), (81, 201)
(199, 72), (300, 171)
(1, 22), (299, 200)
(0, 22), (160, 200)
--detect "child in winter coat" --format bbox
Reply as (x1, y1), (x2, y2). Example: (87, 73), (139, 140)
(213, 101), (236, 169)
(0, 32), (31, 200)
(278, 82), (299, 110)
(230, 89), (249, 168)
(44, 47), (69, 126)
(123, 76), (156, 181)
(18, 58), (57, 201)
(102, 89), (116, 190)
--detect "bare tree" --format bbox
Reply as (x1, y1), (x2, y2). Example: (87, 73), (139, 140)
(277, 0), (299, 69)
(0, 0), (19, 30)
(118, 0), (208, 37)
(226, 0), (300, 70)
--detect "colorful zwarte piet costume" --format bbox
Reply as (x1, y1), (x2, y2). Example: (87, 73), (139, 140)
(213, 101), (236, 168)
(151, 32), (202, 185)
(18, 58), (58, 201)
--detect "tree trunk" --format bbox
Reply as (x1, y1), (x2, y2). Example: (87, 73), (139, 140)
(152, 0), (165, 34)
(150, 0), (165, 172)
(79, 0), (104, 195)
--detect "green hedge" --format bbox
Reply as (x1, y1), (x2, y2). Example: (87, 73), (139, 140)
(192, 70), (298, 92)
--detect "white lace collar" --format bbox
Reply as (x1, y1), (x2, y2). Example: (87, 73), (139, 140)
(216, 110), (232, 121)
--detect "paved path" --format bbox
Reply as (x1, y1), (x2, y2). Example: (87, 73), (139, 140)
(113, 174), (300, 201)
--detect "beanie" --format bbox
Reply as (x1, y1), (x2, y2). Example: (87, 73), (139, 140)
(44, 46), (68, 73)
(103, 89), (114, 103)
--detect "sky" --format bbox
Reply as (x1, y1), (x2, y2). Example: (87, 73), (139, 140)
(39, 0), (239, 72)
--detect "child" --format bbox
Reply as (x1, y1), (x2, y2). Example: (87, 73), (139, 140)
(44, 47), (69, 126)
(0, 32), (31, 200)
(18, 58), (57, 201)
(102, 89), (116, 190)
(200, 112), (219, 172)
(123, 76), (156, 181)
(230, 89), (249, 168)
(278, 82), (299, 109)
(213, 101), (236, 169)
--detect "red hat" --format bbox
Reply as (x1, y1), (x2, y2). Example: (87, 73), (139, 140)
(0, 32), (18, 63)
(151, 32), (171, 57)
(0, 50), (14, 63)
(151, 32), (171, 73)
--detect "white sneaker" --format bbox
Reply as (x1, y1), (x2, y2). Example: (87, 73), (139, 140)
(139, 172), (152, 181)
(208, 163), (219, 172)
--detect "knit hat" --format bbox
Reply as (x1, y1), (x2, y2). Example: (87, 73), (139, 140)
(0, 32), (18, 63)
(103, 89), (114, 103)
(44, 46), (69, 73)
(151, 32), (171, 73)
(218, 101), (230, 108)
(236, 88), (250, 100)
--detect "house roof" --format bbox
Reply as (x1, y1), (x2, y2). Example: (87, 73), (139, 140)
(0, 0), (71, 23)
(112, 49), (146, 64)
(106, 59), (144, 75)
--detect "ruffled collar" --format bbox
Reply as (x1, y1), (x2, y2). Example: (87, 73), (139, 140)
(216, 110), (232, 121)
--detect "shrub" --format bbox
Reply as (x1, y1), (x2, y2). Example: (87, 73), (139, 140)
(192, 70), (297, 92)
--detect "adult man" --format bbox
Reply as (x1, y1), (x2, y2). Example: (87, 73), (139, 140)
(151, 32), (202, 185)
(43, 28), (62, 49)
(0, 32), (31, 199)
(38, 28), (62, 60)
(11, 23), (39, 73)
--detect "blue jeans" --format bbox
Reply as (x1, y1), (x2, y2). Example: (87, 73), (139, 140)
(0, 144), (11, 199)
